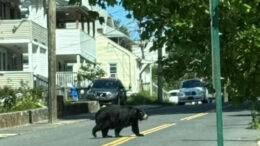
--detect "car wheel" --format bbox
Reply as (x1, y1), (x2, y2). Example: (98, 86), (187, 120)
(120, 96), (127, 105)
(178, 102), (185, 105)
(116, 96), (121, 105)
(202, 99), (208, 104)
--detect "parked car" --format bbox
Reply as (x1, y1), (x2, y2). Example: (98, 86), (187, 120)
(178, 79), (208, 105)
(168, 89), (179, 104)
(86, 78), (127, 105)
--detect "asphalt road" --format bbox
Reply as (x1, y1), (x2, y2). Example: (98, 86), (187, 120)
(0, 103), (258, 146)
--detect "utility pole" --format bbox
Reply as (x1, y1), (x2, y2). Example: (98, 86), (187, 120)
(47, 0), (57, 123)
(157, 47), (163, 103)
(210, 0), (224, 146)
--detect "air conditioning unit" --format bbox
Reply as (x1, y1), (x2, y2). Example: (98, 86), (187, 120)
(20, 7), (29, 18)
(19, 0), (31, 18)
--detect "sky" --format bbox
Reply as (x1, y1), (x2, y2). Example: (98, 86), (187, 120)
(106, 5), (140, 40)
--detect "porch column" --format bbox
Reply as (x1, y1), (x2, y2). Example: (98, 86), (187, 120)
(81, 16), (85, 31)
(83, 59), (86, 66)
(76, 54), (81, 71)
(92, 21), (95, 37)
(87, 21), (90, 35)
(35, 45), (41, 74)
(28, 42), (33, 71)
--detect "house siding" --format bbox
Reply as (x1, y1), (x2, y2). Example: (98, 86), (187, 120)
(31, 21), (48, 45)
(56, 29), (81, 55)
(0, 20), (31, 40)
(56, 29), (96, 63)
(0, 20), (47, 45)
(32, 47), (48, 77)
(80, 30), (96, 63)
(96, 35), (138, 93)
(0, 72), (34, 88)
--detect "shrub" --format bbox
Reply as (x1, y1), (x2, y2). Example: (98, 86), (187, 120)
(127, 90), (176, 105)
(0, 86), (46, 113)
(251, 102), (260, 129)
(127, 91), (157, 105)
(0, 87), (17, 111)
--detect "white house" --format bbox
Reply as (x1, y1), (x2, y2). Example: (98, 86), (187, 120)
(0, 0), (48, 88)
(80, 1), (143, 93)
(131, 40), (168, 95)
(55, 1), (98, 87)
(0, 0), (100, 88)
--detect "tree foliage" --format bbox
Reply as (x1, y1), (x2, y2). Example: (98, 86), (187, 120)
(77, 63), (106, 86)
(114, 19), (130, 36)
(69, 0), (260, 102)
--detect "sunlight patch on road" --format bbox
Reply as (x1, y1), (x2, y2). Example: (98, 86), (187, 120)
(180, 113), (209, 121)
(0, 133), (18, 138)
(101, 123), (176, 146)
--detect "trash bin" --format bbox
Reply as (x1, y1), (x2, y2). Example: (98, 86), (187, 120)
(70, 85), (78, 101)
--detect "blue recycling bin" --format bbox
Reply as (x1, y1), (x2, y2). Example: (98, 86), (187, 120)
(70, 86), (78, 101)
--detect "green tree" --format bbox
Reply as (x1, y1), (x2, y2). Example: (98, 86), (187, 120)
(76, 63), (106, 86)
(114, 19), (130, 36)
(70, 0), (260, 102)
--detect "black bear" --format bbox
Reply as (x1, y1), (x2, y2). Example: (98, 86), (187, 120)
(92, 105), (148, 138)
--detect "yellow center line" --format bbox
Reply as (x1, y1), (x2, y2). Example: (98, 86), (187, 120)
(142, 123), (175, 135)
(180, 112), (209, 121)
(101, 123), (175, 146)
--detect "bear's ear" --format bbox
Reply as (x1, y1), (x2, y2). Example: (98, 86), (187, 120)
(130, 108), (138, 115)
(129, 108), (139, 118)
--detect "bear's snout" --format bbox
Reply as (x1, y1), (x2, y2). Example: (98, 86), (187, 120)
(142, 114), (148, 120)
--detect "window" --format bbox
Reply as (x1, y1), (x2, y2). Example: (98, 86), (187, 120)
(182, 79), (204, 88)
(109, 63), (117, 78)
(3, 53), (6, 70)
(107, 17), (113, 27)
(23, 54), (28, 65)
(10, 7), (15, 19)
(40, 48), (46, 54)
(0, 3), (2, 19)
(0, 52), (2, 70)
(170, 92), (178, 96)
(92, 80), (118, 89)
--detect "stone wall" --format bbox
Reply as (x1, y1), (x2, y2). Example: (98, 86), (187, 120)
(62, 101), (100, 117)
(0, 108), (48, 128)
(0, 100), (100, 129)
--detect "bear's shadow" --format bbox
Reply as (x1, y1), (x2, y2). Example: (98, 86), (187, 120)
(89, 135), (136, 139)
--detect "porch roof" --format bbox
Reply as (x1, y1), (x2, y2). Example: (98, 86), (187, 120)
(56, 5), (100, 23)
(56, 5), (90, 22)
(105, 26), (136, 45)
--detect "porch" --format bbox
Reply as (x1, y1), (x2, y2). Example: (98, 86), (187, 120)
(0, 20), (48, 77)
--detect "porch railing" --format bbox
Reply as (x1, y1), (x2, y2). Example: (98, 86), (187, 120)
(56, 72), (78, 87)
(33, 74), (48, 88)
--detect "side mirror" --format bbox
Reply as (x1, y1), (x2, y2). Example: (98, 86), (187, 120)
(87, 85), (92, 89)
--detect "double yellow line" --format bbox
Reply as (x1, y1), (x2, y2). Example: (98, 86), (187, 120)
(101, 123), (175, 146)
(102, 112), (209, 146)
(180, 112), (208, 121)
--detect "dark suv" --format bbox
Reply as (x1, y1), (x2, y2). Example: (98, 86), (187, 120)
(86, 78), (127, 105)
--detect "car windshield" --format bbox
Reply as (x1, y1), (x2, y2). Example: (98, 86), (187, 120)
(170, 92), (178, 96)
(92, 80), (118, 89)
(182, 80), (204, 88)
